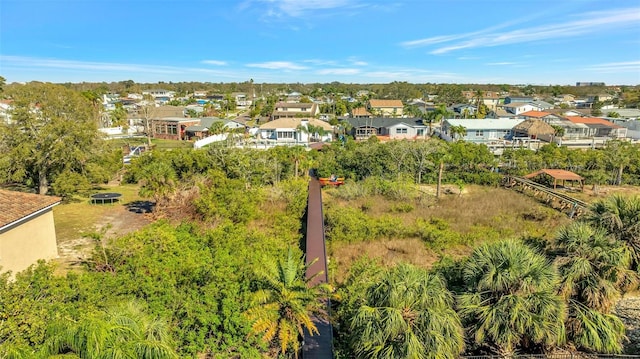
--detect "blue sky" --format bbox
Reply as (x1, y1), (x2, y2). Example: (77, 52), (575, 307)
(1, 0), (639, 85)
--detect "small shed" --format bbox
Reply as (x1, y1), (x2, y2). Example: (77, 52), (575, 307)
(524, 169), (584, 191)
(513, 119), (556, 139)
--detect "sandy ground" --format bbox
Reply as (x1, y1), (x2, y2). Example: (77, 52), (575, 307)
(55, 200), (153, 266)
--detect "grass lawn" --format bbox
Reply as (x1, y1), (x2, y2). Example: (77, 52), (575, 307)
(54, 183), (145, 242)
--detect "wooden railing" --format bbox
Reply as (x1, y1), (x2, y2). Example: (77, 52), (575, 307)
(503, 176), (589, 218)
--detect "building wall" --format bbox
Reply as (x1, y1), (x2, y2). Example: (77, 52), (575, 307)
(386, 124), (422, 139)
(372, 106), (403, 117)
(0, 210), (58, 277)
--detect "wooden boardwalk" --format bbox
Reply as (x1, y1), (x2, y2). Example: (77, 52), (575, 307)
(503, 175), (590, 218)
(302, 177), (334, 359)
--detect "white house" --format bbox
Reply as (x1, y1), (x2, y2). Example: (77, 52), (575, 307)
(503, 102), (537, 115)
(441, 118), (524, 142)
(258, 118), (333, 145)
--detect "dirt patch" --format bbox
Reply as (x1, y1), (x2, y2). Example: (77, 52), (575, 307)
(55, 199), (153, 269)
(615, 293), (640, 354)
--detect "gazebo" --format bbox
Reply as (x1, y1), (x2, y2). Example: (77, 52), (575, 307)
(524, 169), (584, 191)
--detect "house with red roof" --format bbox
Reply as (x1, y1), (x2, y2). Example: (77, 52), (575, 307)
(518, 110), (562, 123)
(564, 116), (627, 138)
(0, 190), (61, 277)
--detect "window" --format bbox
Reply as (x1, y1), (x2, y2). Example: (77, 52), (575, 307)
(417, 129), (425, 136)
(168, 124), (178, 135)
(475, 130), (484, 137)
(395, 128), (408, 134)
(277, 131), (295, 139)
(155, 124), (164, 134)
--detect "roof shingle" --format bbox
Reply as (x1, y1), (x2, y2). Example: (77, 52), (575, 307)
(0, 190), (62, 229)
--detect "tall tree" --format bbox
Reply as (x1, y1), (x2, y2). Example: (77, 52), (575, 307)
(244, 248), (329, 357)
(349, 263), (464, 359)
(459, 240), (566, 356)
(0, 82), (104, 195)
(603, 140), (637, 185)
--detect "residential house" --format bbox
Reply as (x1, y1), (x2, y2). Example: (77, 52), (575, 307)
(588, 93), (614, 103)
(482, 91), (502, 111)
(602, 108), (640, 120)
(144, 105), (186, 119)
(0, 190), (61, 277)
(345, 117), (427, 141)
(504, 96), (534, 104)
(565, 117), (627, 138)
(440, 118), (524, 143)
(232, 93), (251, 108)
(453, 104), (477, 118)
(554, 94), (576, 106)
(142, 89), (176, 104)
(151, 117), (201, 140)
(258, 118), (333, 145)
(286, 92), (303, 102)
(518, 110), (562, 123)
(462, 91), (502, 111)
(271, 102), (319, 120)
(351, 107), (373, 118)
(529, 100), (554, 111)
(368, 99), (404, 118)
(185, 117), (245, 140)
(503, 102), (537, 115)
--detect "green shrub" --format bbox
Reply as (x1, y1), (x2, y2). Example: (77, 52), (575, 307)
(389, 203), (414, 213)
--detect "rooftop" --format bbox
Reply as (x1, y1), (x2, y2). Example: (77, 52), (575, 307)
(369, 99), (403, 107)
(0, 190), (62, 229)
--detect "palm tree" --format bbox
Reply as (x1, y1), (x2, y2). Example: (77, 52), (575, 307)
(555, 222), (636, 312)
(422, 104), (451, 135)
(244, 248), (329, 357)
(584, 195), (640, 271)
(138, 161), (177, 210)
(554, 222), (632, 353)
(458, 240), (565, 356)
(449, 125), (467, 141)
(44, 301), (178, 359)
(349, 263), (464, 359)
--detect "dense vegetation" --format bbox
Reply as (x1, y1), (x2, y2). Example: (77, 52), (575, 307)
(2, 81), (640, 357)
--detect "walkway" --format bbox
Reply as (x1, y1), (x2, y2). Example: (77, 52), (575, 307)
(302, 177), (334, 359)
(503, 175), (589, 218)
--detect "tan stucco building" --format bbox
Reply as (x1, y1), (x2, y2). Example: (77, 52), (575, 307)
(0, 190), (61, 277)
(368, 99), (404, 118)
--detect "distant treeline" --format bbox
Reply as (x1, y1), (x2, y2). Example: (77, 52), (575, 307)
(36, 80), (639, 105)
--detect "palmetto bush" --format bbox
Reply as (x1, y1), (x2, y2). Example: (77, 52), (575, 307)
(459, 240), (566, 355)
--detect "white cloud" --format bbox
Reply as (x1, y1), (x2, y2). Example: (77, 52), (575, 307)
(201, 60), (228, 66)
(486, 62), (517, 66)
(303, 59), (338, 66)
(585, 61), (640, 73)
(0, 55), (242, 80)
(401, 7), (640, 54)
(245, 61), (307, 70)
(253, 0), (357, 17)
(317, 68), (360, 75)
(0, 55), (181, 74)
